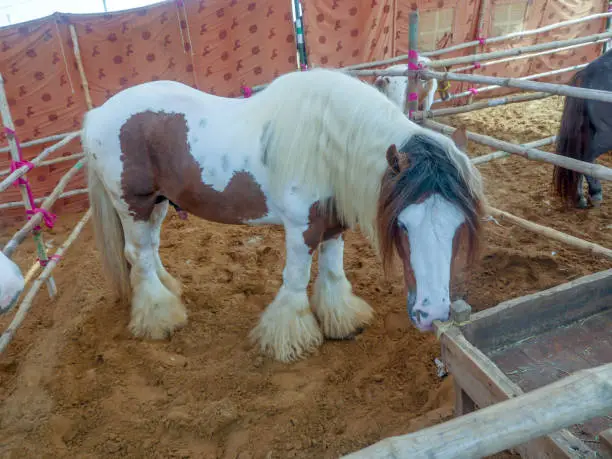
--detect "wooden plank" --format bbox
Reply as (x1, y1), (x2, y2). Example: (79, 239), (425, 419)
(343, 362), (612, 459)
(488, 308), (612, 456)
(460, 269), (612, 352)
(600, 428), (612, 456)
(454, 381), (476, 416)
(439, 326), (595, 458)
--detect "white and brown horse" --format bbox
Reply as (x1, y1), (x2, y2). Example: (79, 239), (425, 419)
(373, 59), (441, 112)
(84, 68), (485, 362)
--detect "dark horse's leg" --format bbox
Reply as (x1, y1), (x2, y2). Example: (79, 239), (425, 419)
(583, 54), (612, 207)
(585, 123), (612, 207)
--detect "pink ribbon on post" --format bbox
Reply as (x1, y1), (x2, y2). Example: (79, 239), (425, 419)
(4, 126), (57, 230)
(27, 207), (57, 229)
(241, 85), (253, 98)
(38, 254), (62, 267)
(9, 159), (34, 186)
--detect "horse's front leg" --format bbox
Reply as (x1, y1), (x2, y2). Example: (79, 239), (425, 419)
(250, 223), (323, 362)
(312, 234), (373, 339)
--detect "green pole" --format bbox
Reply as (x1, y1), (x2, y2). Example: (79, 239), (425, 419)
(293, 0), (308, 68)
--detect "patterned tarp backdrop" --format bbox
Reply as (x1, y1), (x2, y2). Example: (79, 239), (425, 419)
(0, 0), (608, 228)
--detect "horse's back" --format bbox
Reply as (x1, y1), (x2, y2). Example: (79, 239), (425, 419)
(579, 51), (612, 131)
(85, 80), (216, 127)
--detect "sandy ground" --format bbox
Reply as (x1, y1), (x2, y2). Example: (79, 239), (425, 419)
(0, 96), (610, 458)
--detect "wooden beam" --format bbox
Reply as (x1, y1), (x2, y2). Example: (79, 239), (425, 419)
(411, 92), (552, 121)
(600, 428), (612, 455)
(488, 206), (612, 260)
(341, 11), (612, 67)
(421, 119), (612, 183)
(0, 209), (92, 353)
(419, 69), (612, 104)
(471, 136), (557, 165)
(69, 24), (93, 110)
(406, 11), (419, 116)
(3, 159), (86, 258)
(461, 269), (612, 353)
(343, 329), (609, 459)
(427, 31), (612, 69)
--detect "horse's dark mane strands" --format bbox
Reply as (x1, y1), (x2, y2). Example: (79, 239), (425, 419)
(377, 134), (485, 275)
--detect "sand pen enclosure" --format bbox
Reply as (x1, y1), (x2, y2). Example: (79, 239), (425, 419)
(1, 96), (611, 458)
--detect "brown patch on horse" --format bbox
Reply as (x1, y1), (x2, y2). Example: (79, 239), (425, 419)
(302, 199), (345, 254)
(119, 111), (268, 223)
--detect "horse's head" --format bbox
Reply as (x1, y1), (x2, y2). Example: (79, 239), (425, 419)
(377, 127), (484, 331)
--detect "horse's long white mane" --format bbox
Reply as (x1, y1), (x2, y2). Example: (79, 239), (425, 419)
(253, 68), (483, 245)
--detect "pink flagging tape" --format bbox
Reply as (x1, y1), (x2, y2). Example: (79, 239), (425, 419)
(408, 93), (419, 101)
(241, 86), (253, 98)
(27, 207), (57, 229)
(478, 36), (487, 45)
(468, 87), (478, 95)
(4, 126), (57, 230)
(38, 254), (62, 267)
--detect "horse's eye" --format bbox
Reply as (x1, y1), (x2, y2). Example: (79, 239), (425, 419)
(398, 221), (407, 232)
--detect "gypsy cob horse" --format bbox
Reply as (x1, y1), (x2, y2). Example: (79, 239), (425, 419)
(83, 68), (485, 362)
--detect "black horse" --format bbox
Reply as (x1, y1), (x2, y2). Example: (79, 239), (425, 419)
(553, 49), (612, 208)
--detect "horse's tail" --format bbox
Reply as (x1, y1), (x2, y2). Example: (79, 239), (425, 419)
(83, 116), (131, 304)
(553, 71), (591, 204)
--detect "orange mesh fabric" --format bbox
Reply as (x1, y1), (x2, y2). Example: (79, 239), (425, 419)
(182, 0), (297, 97)
(0, 16), (89, 227)
(301, 0), (396, 69)
(0, 0), (296, 227)
(64, 3), (196, 106)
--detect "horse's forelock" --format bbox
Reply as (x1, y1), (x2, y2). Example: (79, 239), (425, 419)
(377, 134), (485, 273)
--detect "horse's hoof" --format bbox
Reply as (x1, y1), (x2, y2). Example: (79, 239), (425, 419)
(589, 193), (603, 208)
(326, 326), (366, 341)
(576, 196), (588, 209)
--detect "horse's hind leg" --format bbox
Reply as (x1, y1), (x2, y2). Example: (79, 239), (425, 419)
(312, 234), (373, 339)
(584, 131), (611, 207)
(150, 200), (183, 297)
(120, 206), (187, 340)
(576, 175), (588, 209)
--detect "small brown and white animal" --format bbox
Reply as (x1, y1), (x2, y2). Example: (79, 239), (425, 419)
(374, 58), (438, 111)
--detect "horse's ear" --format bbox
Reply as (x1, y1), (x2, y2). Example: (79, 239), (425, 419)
(375, 77), (390, 90)
(387, 144), (409, 173)
(451, 126), (468, 151)
(386, 144), (400, 173)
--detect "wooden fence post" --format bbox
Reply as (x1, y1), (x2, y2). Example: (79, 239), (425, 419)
(407, 10), (420, 118)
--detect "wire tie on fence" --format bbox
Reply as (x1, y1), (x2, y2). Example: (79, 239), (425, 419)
(473, 62), (481, 69)
(468, 87), (478, 95)
(27, 207), (57, 229)
(478, 36), (487, 46)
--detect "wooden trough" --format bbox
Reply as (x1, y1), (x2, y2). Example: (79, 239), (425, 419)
(344, 270), (612, 458)
(440, 269), (612, 458)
